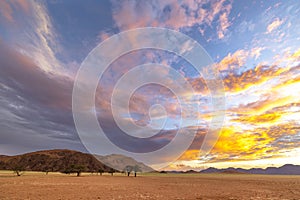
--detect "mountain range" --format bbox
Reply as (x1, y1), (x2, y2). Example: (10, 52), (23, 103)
(1, 149), (299, 175)
(200, 164), (300, 175)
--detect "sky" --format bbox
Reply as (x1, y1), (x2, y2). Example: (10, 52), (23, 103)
(0, 0), (300, 171)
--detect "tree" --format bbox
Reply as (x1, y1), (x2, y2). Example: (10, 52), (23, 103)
(124, 165), (133, 176)
(12, 165), (24, 176)
(109, 168), (116, 176)
(63, 164), (85, 177)
(42, 167), (50, 175)
(133, 165), (141, 177)
(98, 168), (104, 176)
(72, 165), (85, 177)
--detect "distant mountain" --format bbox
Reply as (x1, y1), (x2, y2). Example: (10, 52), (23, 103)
(0, 149), (113, 172)
(200, 164), (300, 175)
(95, 154), (154, 172)
(184, 170), (198, 174)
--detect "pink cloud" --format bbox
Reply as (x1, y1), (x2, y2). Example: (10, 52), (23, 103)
(111, 0), (233, 39)
(217, 12), (231, 39)
(0, 0), (31, 23)
(0, 1), (14, 23)
(218, 50), (249, 71)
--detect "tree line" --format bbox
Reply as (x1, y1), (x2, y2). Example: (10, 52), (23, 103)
(12, 164), (142, 177)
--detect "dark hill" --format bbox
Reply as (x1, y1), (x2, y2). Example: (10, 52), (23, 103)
(0, 149), (114, 173)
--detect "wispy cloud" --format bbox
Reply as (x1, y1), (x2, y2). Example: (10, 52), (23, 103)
(266, 18), (284, 34)
(1, 1), (65, 75)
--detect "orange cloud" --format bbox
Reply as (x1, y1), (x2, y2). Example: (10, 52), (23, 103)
(179, 149), (200, 160)
(177, 126), (274, 162)
(208, 123), (298, 162)
(223, 62), (296, 93)
(177, 50), (300, 163)
(212, 127), (270, 157)
(178, 121), (300, 162)
(234, 113), (282, 125)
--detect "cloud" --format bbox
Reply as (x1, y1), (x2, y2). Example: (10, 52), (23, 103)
(0, 43), (73, 109)
(179, 149), (201, 161)
(1, 0), (299, 169)
(1, 45), (179, 155)
(233, 113), (282, 125)
(218, 47), (265, 71)
(175, 49), (300, 163)
(216, 2), (232, 39)
(1, 1), (64, 75)
(0, 1), (14, 23)
(0, 42), (84, 155)
(218, 50), (249, 71)
(288, 48), (300, 62)
(179, 122), (300, 163)
(266, 18), (284, 34)
(0, 0), (31, 23)
(110, 0), (233, 39)
(250, 47), (265, 60)
(222, 61), (299, 94)
(237, 20), (255, 33)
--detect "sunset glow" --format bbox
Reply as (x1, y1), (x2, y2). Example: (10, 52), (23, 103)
(0, 0), (299, 170)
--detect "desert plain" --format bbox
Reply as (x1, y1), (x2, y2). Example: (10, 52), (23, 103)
(0, 171), (300, 200)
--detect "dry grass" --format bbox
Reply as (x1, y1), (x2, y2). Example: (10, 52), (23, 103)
(0, 171), (300, 199)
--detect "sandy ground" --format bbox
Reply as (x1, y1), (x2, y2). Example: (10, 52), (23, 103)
(0, 172), (300, 200)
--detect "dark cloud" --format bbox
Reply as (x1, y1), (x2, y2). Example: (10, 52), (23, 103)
(0, 43), (73, 109)
(0, 42), (86, 155)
